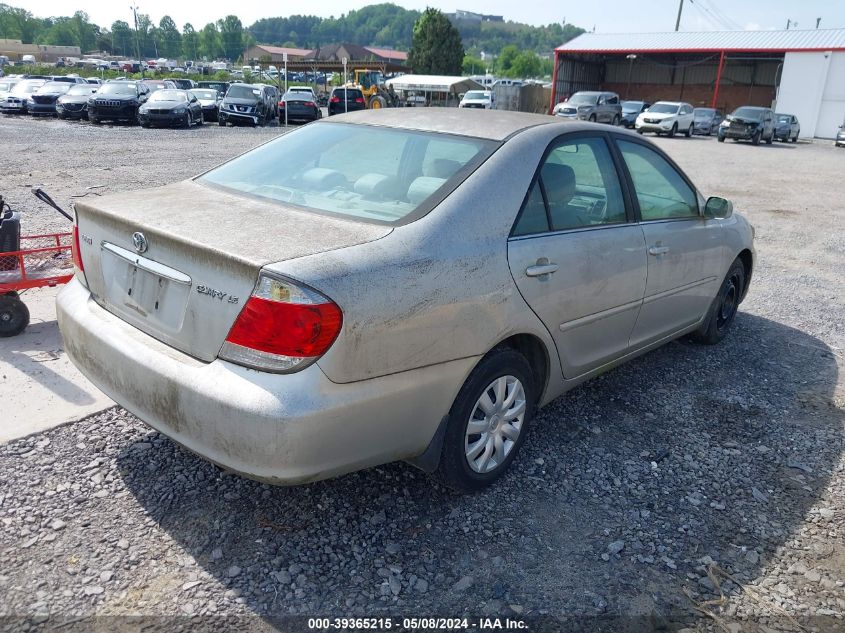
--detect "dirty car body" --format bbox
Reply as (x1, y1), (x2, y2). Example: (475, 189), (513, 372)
(57, 109), (755, 489)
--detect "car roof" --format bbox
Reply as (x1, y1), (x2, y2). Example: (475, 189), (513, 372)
(326, 109), (558, 141)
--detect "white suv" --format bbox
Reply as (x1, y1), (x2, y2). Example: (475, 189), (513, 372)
(636, 101), (695, 137)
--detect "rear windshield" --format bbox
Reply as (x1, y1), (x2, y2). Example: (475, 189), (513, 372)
(149, 90), (187, 102)
(199, 122), (497, 224)
(332, 88), (363, 99)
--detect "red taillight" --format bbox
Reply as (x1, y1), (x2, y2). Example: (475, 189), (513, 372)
(219, 274), (342, 373)
(278, 100), (285, 107)
(354, 97), (364, 103)
(304, 101), (315, 108)
(71, 225), (84, 272)
(330, 96), (340, 103)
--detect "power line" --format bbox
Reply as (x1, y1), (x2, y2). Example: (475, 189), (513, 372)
(700, 0), (742, 30)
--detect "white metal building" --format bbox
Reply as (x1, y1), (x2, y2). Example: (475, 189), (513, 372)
(552, 29), (845, 138)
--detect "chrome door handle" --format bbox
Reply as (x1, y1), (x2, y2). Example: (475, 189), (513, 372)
(648, 246), (670, 256)
(525, 263), (559, 277)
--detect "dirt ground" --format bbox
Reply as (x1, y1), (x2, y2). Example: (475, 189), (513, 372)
(0, 114), (843, 631)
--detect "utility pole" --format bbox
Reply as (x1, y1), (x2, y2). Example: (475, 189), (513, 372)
(675, 0), (684, 31)
(816, 18), (822, 29)
(130, 4), (141, 75)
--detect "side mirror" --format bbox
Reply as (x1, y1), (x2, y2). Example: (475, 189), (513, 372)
(191, 96), (197, 103)
(704, 196), (733, 219)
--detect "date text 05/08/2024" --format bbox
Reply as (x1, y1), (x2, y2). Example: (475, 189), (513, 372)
(307, 617), (529, 630)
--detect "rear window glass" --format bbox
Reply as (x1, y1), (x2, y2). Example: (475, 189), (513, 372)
(198, 122), (497, 224)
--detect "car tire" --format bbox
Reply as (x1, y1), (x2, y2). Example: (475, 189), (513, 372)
(690, 259), (746, 346)
(611, 114), (620, 126)
(436, 348), (535, 493)
(0, 294), (30, 337)
(196, 113), (204, 125)
(636, 129), (644, 134)
(752, 131), (761, 145)
(717, 134), (725, 142)
(141, 121), (150, 128)
(791, 135), (798, 143)
(765, 131), (773, 145)
(668, 123), (677, 138)
(685, 123), (692, 137)
(90, 116), (100, 124)
(218, 119), (226, 127)
(182, 112), (191, 128)
(588, 114), (596, 122)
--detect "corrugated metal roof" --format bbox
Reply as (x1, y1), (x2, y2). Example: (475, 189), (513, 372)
(556, 29), (845, 53)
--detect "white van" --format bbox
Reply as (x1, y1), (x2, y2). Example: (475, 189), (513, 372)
(21, 54), (36, 65)
(459, 90), (495, 110)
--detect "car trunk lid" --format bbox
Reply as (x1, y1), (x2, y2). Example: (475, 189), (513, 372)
(74, 180), (391, 362)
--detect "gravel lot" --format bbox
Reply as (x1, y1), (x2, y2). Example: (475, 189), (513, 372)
(1, 114), (844, 631)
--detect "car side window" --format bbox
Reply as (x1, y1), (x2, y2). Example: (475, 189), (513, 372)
(606, 95), (619, 104)
(617, 140), (699, 221)
(512, 136), (627, 236)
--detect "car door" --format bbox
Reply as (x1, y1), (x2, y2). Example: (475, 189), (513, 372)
(614, 138), (724, 347)
(507, 134), (648, 378)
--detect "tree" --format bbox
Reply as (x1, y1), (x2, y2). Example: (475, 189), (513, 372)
(111, 20), (132, 57)
(158, 15), (181, 58)
(199, 22), (222, 60)
(407, 8), (463, 75)
(462, 54), (485, 76)
(217, 15), (243, 61)
(70, 11), (96, 53)
(182, 23), (198, 60)
(496, 44), (519, 76)
(509, 51), (542, 78)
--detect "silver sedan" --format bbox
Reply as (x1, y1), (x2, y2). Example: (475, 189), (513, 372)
(57, 109), (755, 491)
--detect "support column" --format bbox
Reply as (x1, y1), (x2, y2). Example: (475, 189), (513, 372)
(549, 51), (560, 114)
(712, 49), (726, 108)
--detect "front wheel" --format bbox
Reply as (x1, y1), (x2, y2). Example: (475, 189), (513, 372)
(588, 114), (596, 122)
(752, 131), (761, 145)
(765, 131), (773, 145)
(685, 124), (693, 137)
(90, 116), (100, 124)
(0, 294), (30, 337)
(718, 134), (725, 142)
(436, 349), (535, 492)
(690, 259), (746, 345)
(668, 123), (677, 138)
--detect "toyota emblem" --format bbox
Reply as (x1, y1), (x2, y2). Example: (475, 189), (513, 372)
(132, 232), (148, 254)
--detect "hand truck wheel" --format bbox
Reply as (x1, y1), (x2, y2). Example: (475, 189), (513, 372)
(0, 293), (29, 337)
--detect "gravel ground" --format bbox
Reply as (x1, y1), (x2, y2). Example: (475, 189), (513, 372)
(1, 115), (844, 631)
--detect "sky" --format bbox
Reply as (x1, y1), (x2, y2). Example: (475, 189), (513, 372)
(15, 0), (845, 34)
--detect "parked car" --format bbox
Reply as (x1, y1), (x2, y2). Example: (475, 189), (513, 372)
(553, 91), (622, 125)
(718, 106), (775, 145)
(620, 100), (650, 128)
(137, 89), (203, 128)
(87, 81), (150, 124)
(459, 90), (495, 110)
(288, 86), (315, 98)
(170, 78), (197, 90)
(0, 78), (47, 114)
(636, 101), (695, 137)
(140, 79), (177, 92)
(191, 88), (222, 122)
(56, 83), (98, 119)
(218, 83), (276, 126)
(86, 77), (103, 86)
(57, 110), (754, 491)
(0, 77), (20, 101)
(692, 107), (724, 136)
(197, 80), (229, 95)
(28, 81), (73, 116)
(773, 113), (800, 142)
(327, 87), (366, 115)
(279, 91), (321, 123)
(836, 121), (845, 147)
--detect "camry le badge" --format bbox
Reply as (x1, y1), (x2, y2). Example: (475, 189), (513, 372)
(132, 232), (148, 254)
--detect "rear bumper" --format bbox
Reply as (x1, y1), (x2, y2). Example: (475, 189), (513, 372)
(57, 278), (474, 484)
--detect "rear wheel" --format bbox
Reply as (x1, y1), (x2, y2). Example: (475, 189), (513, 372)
(690, 259), (746, 345)
(436, 349), (535, 492)
(0, 294), (29, 337)
(611, 114), (620, 126)
(369, 95), (387, 109)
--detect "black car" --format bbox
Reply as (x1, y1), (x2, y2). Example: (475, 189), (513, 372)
(56, 84), (98, 119)
(620, 100), (650, 128)
(693, 107), (724, 136)
(279, 91), (321, 123)
(28, 81), (72, 116)
(138, 89), (203, 128)
(87, 81), (150, 124)
(328, 87), (366, 116)
(218, 83), (275, 126)
(197, 81), (230, 95)
(191, 88), (222, 122)
(718, 106), (775, 145)
(773, 113), (800, 142)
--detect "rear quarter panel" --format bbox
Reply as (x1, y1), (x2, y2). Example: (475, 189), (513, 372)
(267, 124), (568, 396)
